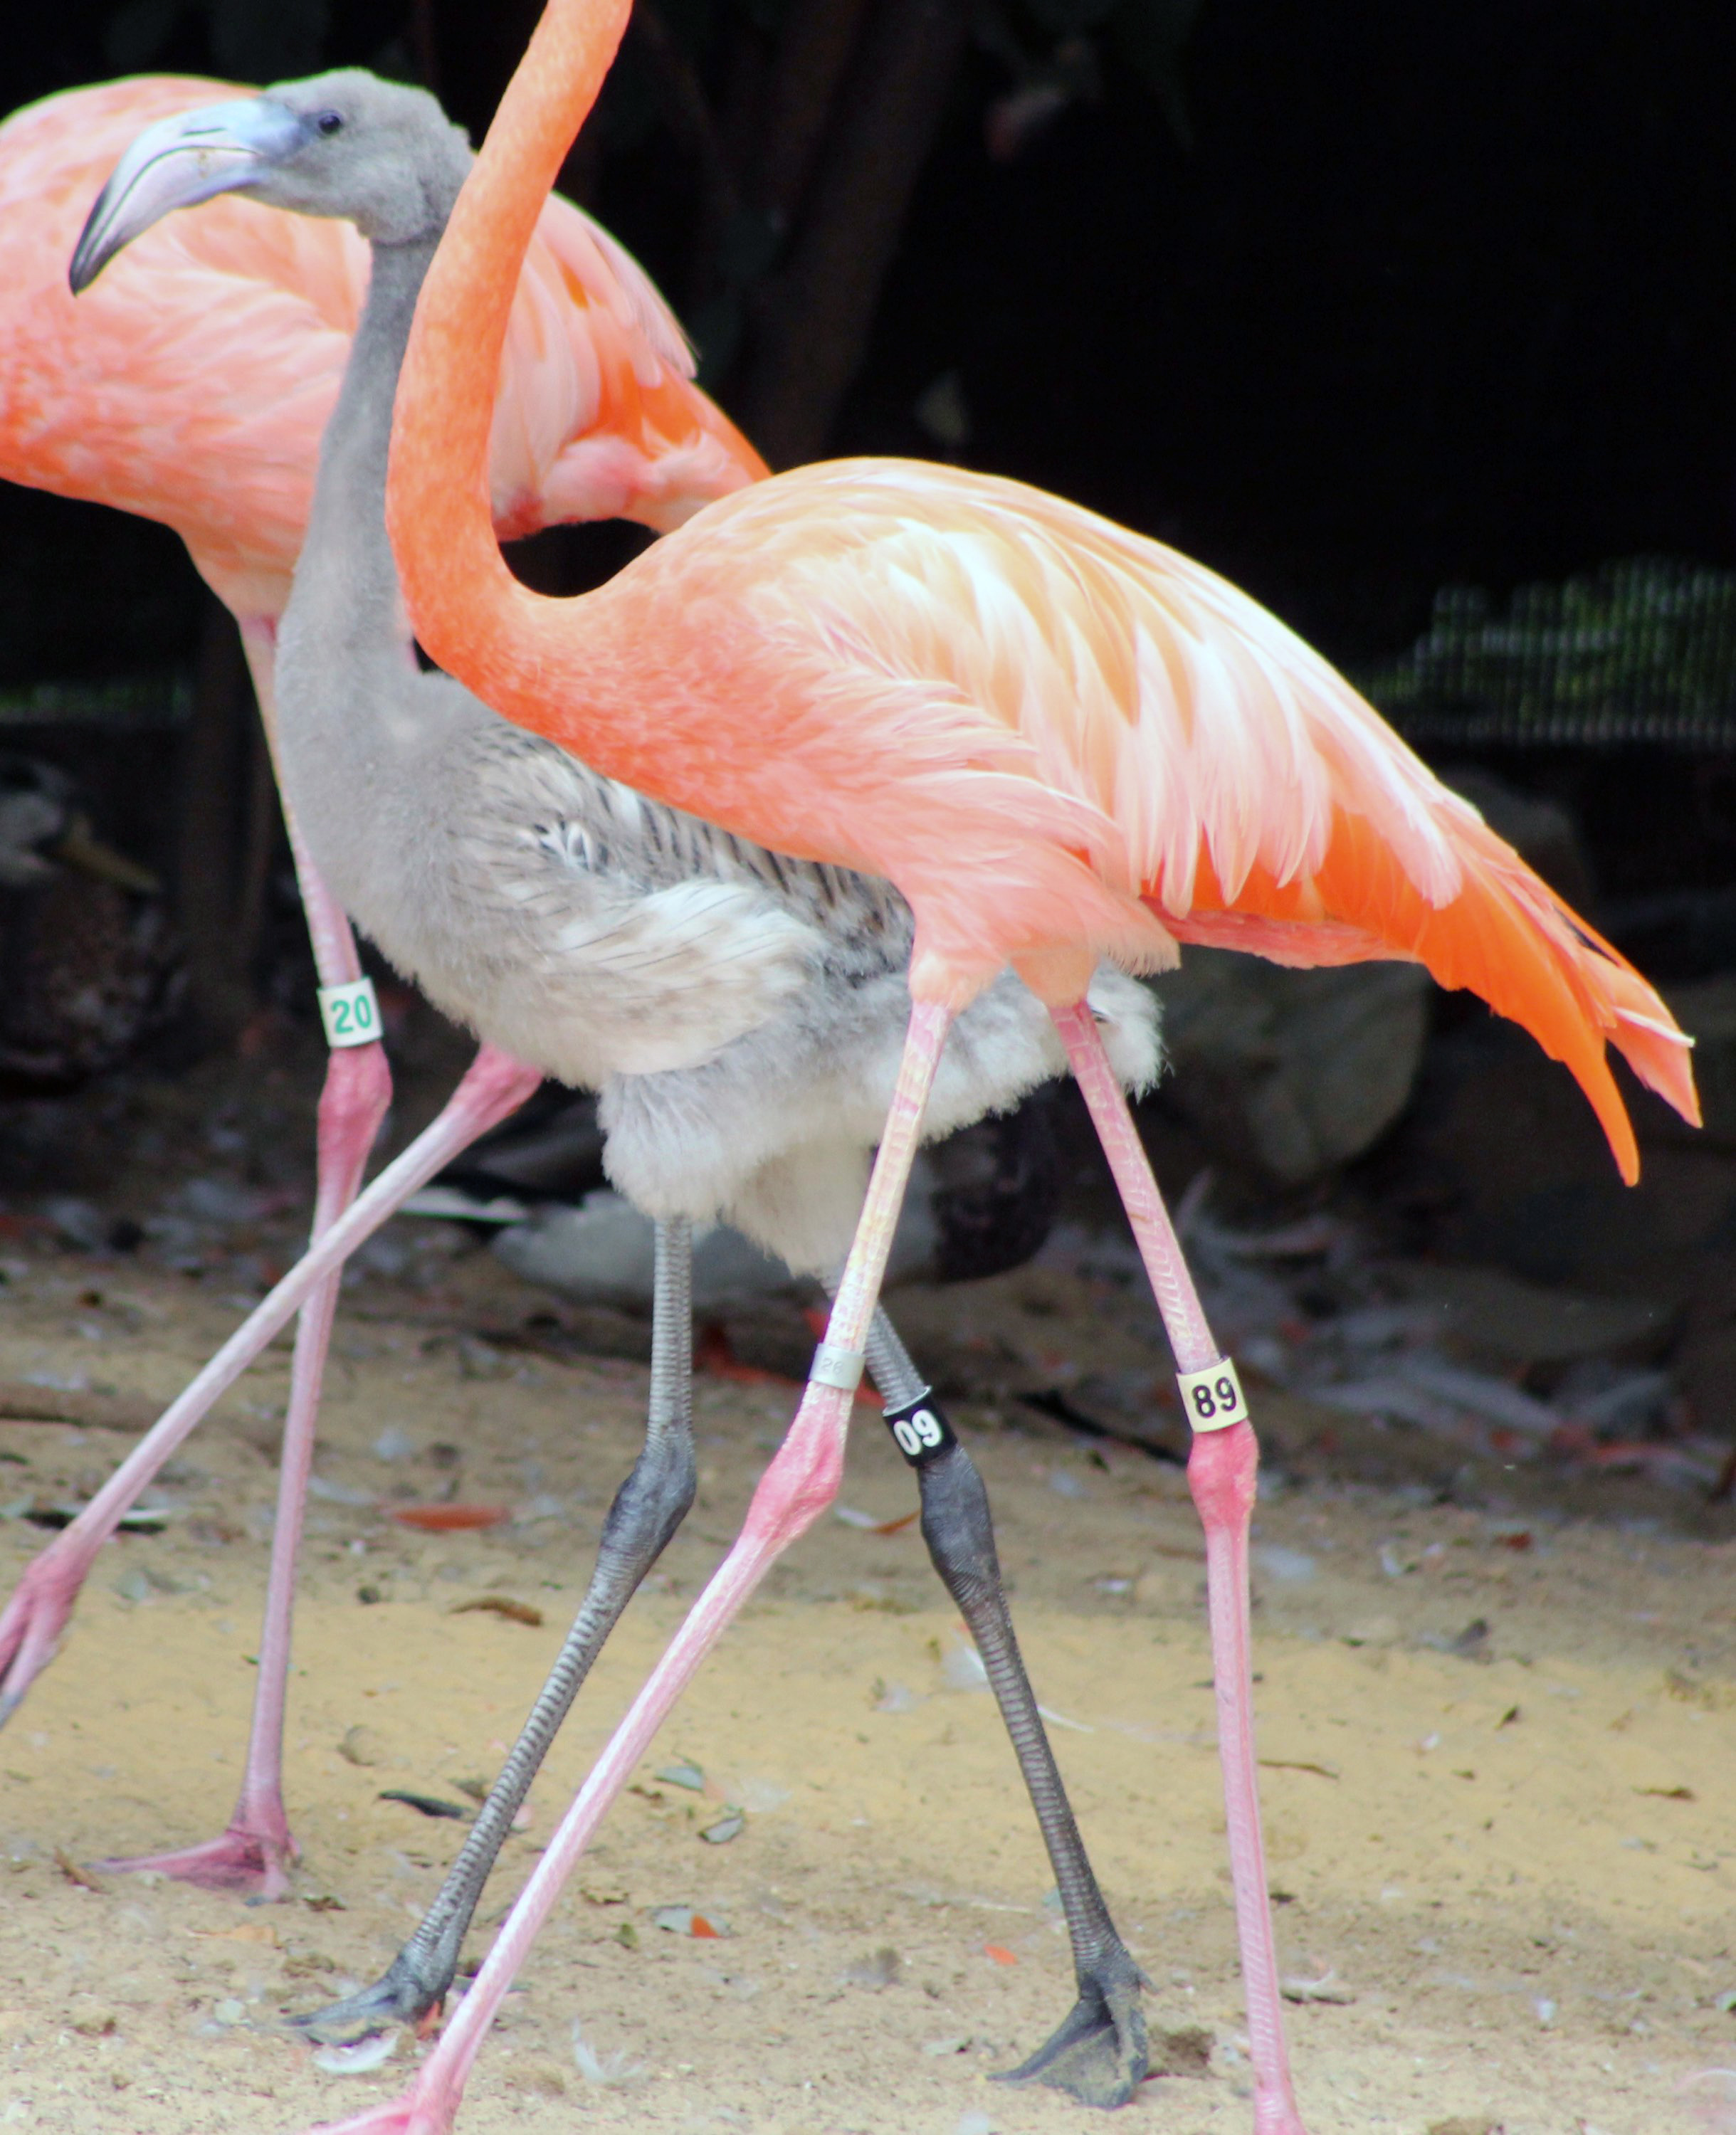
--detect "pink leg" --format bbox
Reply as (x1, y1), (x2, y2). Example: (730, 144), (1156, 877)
(300, 1003), (956, 2135)
(45, 624), (532, 1889)
(93, 1037), (392, 1892)
(71, 620), (400, 1885)
(1050, 1000), (1305, 2135)
(0, 1046), (542, 1749)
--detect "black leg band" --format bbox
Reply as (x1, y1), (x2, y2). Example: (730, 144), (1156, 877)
(880, 1387), (958, 1467)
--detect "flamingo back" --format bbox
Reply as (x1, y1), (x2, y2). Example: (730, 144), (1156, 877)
(425, 458), (1695, 1184)
(0, 75), (762, 618)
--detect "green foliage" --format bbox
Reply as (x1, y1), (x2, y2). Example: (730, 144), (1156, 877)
(1357, 559), (1736, 742)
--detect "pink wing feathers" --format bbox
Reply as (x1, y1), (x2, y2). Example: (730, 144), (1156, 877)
(0, 77), (352, 611)
(490, 192), (766, 539)
(868, 464), (1700, 1179)
(581, 459), (1693, 1180)
(0, 75), (762, 614)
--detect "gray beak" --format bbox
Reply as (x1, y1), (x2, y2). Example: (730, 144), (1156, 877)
(69, 98), (307, 292)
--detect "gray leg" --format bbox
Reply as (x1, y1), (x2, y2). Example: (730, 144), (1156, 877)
(865, 1309), (1148, 2109)
(295, 1217), (697, 2043)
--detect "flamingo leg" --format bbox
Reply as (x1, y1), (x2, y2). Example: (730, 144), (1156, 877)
(0, 1048), (542, 1741)
(861, 1309), (1148, 2104)
(80, 623), (389, 1887)
(298, 1275), (1140, 2072)
(0, 611), (550, 1882)
(91, 1032), (391, 1892)
(301, 1001), (955, 2135)
(1048, 998), (1306, 2135)
(295, 1215), (698, 2040)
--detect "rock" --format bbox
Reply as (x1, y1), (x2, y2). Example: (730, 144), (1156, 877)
(1152, 950), (1429, 1186)
(492, 1191), (791, 1311)
(1384, 1260), (1673, 1366)
(488, 1153), (1009, 1309)
(1673, 1319), (1736, 1437)
(841, 1946), (900, 1990)
(1379, 1011), (1713, 1290)
(1601, 884), (1736, 983)
(337, 1724), (387, 1768)
(41, 1196), (105, 1253)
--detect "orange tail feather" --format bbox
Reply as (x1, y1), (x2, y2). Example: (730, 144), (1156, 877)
(1157, 812), (1698, 1186)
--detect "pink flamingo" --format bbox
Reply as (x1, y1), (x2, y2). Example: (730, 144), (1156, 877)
(288, 0), (1698, 2129)
(62, 73), (1162, 2098)
(0, 72), (763, 1895)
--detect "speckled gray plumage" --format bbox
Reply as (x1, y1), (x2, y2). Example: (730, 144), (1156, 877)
(267, 76), (1160, 1277)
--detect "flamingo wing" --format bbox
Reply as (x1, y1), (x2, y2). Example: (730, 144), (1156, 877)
(0, 76), (762, 613)
(654, 461), (1694, 1182)
(0, 77), (347, 612)
(496, 191), (767, 539)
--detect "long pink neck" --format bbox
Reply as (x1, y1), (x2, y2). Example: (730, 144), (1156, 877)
(386, 0), (631, 719)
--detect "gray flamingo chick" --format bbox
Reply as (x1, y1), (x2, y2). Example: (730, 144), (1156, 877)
(70, 70), (1161, 2105)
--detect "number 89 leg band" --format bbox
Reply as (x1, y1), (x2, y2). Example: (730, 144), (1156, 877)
(1178, 1356), (1248, 1432)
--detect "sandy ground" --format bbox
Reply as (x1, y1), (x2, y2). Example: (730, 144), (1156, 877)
(0, 1216), (1732, 2135)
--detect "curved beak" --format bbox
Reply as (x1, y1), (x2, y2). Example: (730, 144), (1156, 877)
(69, 98), (307, 292)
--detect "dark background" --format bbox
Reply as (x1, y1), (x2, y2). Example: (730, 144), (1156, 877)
(4, 0), (1735, 675)
(3, 0), (1736, 1043)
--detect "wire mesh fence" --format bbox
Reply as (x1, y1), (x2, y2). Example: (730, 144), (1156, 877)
(0, 673), (189, 729)
(1355, 557), (1736, 751)
(6, 558), (1736, 752)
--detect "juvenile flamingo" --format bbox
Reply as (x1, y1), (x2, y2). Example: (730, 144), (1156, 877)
(0, 71), (763, 1892)
(293, 1), (1697, 2129)
(61, 75), (1163, 2099)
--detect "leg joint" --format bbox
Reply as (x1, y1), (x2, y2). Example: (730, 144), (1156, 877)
(599, 1431), (698, 1567)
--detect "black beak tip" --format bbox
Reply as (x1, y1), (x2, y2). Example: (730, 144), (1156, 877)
(68, 225), (112, 296)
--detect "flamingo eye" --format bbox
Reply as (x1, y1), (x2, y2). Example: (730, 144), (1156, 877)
(315, 110), (344, 137)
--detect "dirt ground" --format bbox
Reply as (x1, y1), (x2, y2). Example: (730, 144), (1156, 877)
(0, 1224), (1732, 2135)
(0, 1033), (1732, 2135)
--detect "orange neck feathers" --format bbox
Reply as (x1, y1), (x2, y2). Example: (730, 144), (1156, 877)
(388, 0), (631, 690)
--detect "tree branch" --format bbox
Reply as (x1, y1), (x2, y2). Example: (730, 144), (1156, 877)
(738, 0), (969, 468)
(753, 0), (877, 226)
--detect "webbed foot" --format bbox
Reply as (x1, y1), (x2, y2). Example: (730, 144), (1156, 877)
(292, 1945), (450, 2046)
(995, 1949), (1148, 2109)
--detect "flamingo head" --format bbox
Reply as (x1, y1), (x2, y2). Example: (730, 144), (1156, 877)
(70, 68), (473, 291)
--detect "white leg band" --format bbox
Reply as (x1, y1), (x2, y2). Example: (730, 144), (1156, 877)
(1177, 1357), (1248, 1433)
(317, 977), (382, 1050)
(809, 1341), (866, 1393)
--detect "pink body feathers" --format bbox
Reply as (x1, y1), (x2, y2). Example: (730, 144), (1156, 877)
(0, 74), (763, 618)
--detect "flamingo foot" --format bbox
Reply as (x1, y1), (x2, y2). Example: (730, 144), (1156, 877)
(291, 1949), (445, 2045)
(995, 1946), (1149, 2109)
(0, 1537), (95, 1727)
(305, 2072), (460, 2135)
(95, 1813), (298, 1897)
